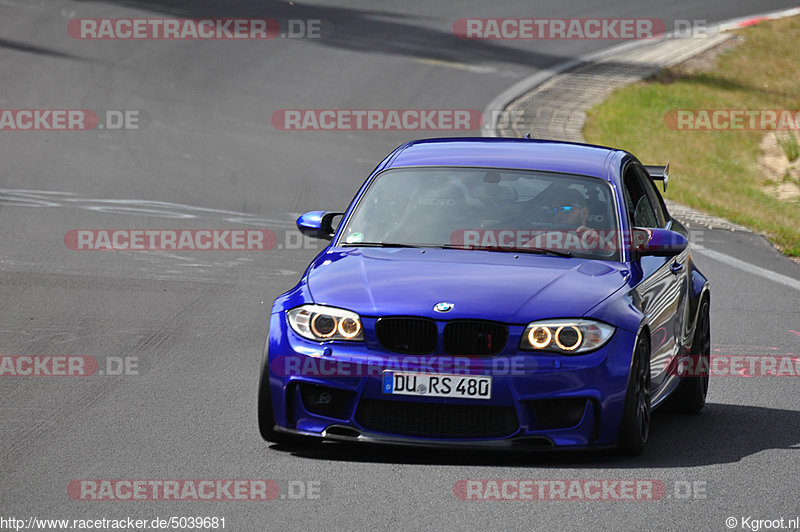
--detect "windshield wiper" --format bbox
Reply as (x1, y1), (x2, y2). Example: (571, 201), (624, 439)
(340, 241), (433, 248)
(438, 244), (572, 257)
(341, 242), (572, 257)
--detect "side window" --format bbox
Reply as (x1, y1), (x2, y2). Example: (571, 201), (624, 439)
(623, 165), (659, 228)
(634, 166), (667, 227)
(634, 195), (658, 228)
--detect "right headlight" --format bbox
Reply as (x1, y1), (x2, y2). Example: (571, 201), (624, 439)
(287, 304), (364, 342)
(520, 319), (615, 354)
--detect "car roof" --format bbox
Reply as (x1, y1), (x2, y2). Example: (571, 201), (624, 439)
(384, 137), (623, 181)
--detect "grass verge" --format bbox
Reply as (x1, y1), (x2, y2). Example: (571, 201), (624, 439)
(584, 16), (800, 256)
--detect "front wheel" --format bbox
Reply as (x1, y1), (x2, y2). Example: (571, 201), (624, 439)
(258, 369), (289, 443)
(618, 335), (651, 455)
(258, 369), (321, 447)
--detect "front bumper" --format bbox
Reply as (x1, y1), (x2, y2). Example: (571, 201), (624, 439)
(274, 425), (620, 451)
(263, 311), (637, 449)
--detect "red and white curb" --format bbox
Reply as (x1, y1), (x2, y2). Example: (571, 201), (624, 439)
(484, 6), (800, 138)
(718, 6), (800, 31)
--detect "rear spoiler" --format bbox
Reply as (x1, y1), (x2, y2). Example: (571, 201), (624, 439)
(644, 163), (670, 192)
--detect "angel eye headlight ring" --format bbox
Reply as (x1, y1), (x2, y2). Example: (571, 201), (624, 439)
(310, 313), (337, 338)
(337, 317), (362, 339)
(287, 304), (364, 342)
(527, 326), (552, 348)
(554, 325), (582, 351)
(520, 319), (614, 354)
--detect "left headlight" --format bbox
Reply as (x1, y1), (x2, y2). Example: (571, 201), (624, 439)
(287, 304), (364, 342)
(520, 319), (614, 354)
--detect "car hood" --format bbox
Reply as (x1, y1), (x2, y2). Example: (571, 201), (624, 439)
(305, 247), (629, 323)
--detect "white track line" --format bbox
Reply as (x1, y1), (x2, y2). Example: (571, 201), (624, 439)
(694, 246), (800, 292)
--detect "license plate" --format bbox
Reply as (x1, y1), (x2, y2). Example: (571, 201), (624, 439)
(382, 371), (492, 399)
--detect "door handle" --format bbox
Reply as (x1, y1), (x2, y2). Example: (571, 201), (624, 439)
(670, 261), (684, 274)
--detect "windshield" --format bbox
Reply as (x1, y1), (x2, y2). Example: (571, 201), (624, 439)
(338, 167), (621, 260)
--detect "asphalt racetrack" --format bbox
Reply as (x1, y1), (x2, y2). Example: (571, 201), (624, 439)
(1, 1), (799, 530)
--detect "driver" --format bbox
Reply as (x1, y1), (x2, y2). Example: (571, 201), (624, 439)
(545, 187), (600, 251)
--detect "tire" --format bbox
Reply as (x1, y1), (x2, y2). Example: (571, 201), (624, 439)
(665, 298), (710, 414)
(618, 335), (651, 455)
(258, 368), (321, 447)
(258, 368), (290, 444)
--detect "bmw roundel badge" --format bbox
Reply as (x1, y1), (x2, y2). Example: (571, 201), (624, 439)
(433, 302), (454, 313)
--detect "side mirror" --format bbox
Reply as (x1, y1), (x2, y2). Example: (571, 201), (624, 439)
(296, 211), (343, 240)
(631, 227), (687, 257)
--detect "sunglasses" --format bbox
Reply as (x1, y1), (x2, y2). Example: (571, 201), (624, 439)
(552, 203), (584, 214)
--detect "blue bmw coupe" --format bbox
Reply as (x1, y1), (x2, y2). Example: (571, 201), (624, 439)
(259, 138), (710, 454)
